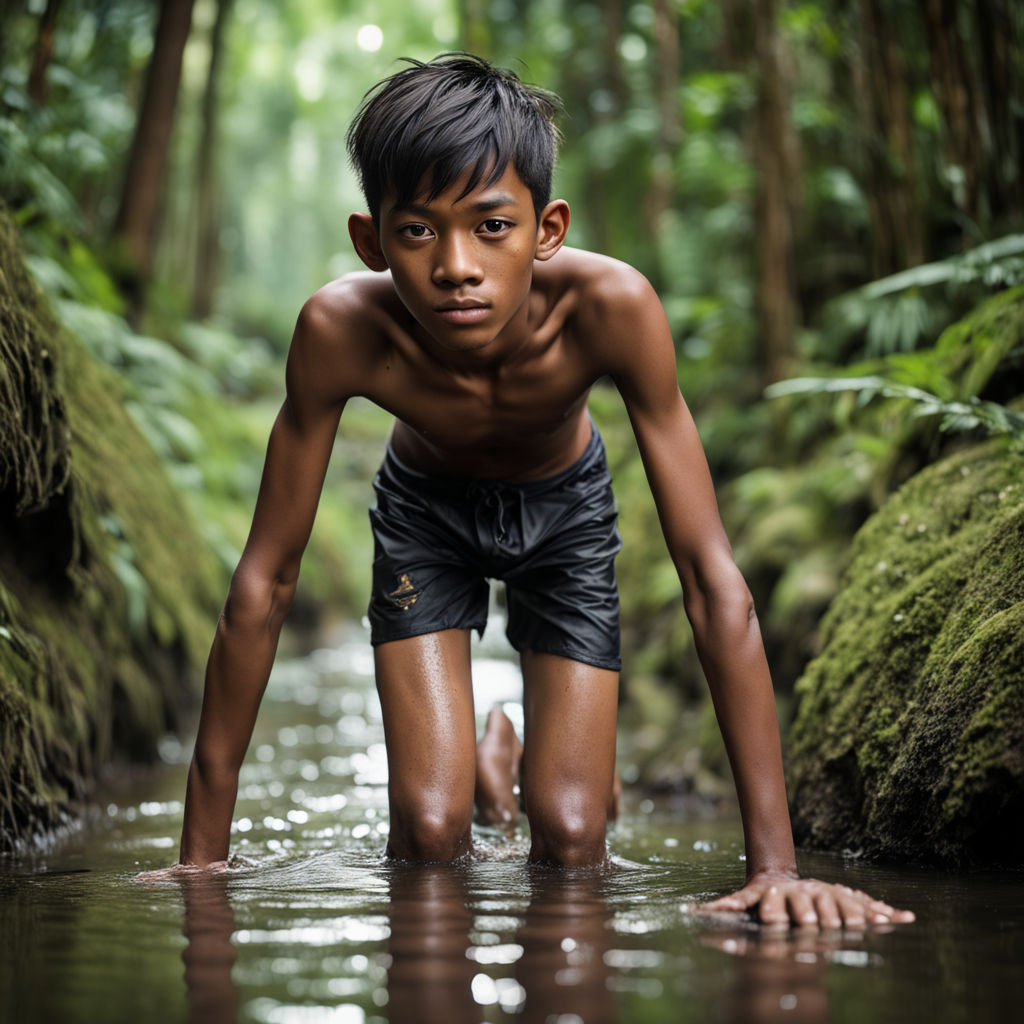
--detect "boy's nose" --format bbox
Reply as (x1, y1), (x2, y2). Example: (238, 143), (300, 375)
(432, 235), (482, 286)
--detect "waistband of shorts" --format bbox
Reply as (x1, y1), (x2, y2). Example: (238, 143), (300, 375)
(381, 417), (606, 498)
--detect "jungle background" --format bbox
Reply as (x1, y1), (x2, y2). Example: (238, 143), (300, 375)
(1, 0), (1022, 855)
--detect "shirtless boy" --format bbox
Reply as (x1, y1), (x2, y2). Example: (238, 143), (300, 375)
(172, 54), (912, 929)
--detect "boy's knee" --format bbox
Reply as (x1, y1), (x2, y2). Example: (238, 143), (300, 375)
(387, 796), (472, 863)
(527, 797), (608, 867)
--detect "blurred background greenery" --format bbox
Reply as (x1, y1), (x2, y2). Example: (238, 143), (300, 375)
(2, 0), (1022, 795)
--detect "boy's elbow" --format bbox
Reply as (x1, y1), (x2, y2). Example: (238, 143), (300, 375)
(222, 559), (299, 635)
(680, 553), (756, 632)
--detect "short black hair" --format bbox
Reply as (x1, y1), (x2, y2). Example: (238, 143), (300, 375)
(346, 53), (562, 223)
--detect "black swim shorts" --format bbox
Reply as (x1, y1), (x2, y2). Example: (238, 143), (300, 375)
(367, 424), (622, 670)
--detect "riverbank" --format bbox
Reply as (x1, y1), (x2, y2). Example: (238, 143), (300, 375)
(0, 208), (223, 850)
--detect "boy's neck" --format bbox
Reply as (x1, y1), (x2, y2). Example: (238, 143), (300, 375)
(408, 282), (541, 375)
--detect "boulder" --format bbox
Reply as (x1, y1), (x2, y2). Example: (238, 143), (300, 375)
(786, 439), (1024, 864)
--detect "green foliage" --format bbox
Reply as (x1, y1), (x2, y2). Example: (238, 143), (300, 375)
(1, 1), (154, 229)
(770, 283), (1024, 442)
(605, 277), (1024, 759)
(729, 283), (1024, 692)
(816, 236), (1024, 359)
(18, 244), (275, 578)
(4, 1), (414, 631)
(769, 375), (1024, 442)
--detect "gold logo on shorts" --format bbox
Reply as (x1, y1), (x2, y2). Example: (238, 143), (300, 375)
(389, 573), (421, 610)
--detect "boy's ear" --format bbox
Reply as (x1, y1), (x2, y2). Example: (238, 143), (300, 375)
(348, 213), (388, 272)
(533, 199), (570, 262)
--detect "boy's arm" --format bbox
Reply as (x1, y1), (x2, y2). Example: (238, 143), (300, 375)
(599, 267), (912, 927)
(177, 297), (353, 867)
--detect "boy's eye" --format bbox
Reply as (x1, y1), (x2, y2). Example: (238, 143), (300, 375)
(480, 219), (510, 235)
(399, 224), (432, 239)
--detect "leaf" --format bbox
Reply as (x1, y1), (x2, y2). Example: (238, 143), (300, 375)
(767, 375), (1024, 441)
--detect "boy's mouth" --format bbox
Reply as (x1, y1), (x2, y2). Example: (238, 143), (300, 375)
(434, 300), (491, 324)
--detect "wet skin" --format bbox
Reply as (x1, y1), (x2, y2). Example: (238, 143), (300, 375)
(167, 164), (913, 929)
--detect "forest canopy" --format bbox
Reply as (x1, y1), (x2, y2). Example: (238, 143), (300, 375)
(3, 0), (1020, 358)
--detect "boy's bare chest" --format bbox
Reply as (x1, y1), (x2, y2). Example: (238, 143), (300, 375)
(370, 335), (600, 476)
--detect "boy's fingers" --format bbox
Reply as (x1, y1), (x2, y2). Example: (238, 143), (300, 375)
(866, 897), (915, 923)
(813, 890), (842, 930)
(786, 889), (817, 927)
(834, 889), (868, 928)
(696, 886), (758, 912)
(757, 885), (789, 925)
(693, 879), (914, 929)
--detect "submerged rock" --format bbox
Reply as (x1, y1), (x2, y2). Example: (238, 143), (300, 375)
(786, 439), (1024, 865)
(0, 209), (221, 850)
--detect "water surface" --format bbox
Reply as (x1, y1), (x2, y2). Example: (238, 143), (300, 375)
(2, 623), (1021, 1023)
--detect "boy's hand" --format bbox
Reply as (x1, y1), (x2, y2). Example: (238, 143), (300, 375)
(693, 872), (915, 929)
(134, 861), (230, 884)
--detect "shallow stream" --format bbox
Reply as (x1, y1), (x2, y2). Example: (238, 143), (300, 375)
(2, 622), (1022, 1023)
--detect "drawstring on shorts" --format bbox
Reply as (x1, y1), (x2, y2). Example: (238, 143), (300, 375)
(467, 481), (524, 551)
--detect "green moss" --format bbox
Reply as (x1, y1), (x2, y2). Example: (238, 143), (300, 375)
(0, 208), (222, 850)
(787, 438), (1024, 864)
(0, 225), (70, 518)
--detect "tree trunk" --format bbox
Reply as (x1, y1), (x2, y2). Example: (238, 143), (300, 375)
(719, 0), (755, 68)
(971, 0), (1023, 224)
(589, 0), (626, 256)
(753, 0), (800, 384)
(27, 0), (62, 105)
(852, 0), (925, 277)
(191, 0), (232, 321)
(644, 0), (681, 246)
(919, 0), (985, 233)
(111, 0), (195, 302)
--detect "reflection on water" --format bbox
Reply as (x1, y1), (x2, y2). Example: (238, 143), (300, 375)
(170, 854), (874, 1024)
(386, 866), (477, 1023)
(181, 875), (238, 1023)
(2, 623), (1023, 1024)
(512, 868), (616, 1024)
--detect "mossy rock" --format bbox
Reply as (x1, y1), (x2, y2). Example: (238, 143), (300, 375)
(786, 438), (1024, 865)
(1, 208), (222, 850)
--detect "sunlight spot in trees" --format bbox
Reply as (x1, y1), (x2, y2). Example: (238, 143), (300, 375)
(356, 25), (383, 53)
(294, 55), (325, 102)
(619, 34), (647, 62)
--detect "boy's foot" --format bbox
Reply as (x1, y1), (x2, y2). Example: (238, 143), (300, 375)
(475, 707), (523, 827)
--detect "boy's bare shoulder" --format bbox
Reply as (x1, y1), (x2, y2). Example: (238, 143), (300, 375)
(543, 245), (650, 297)
(540, 247), (668, 361)
(287, 272), (402, 393)
(297, 272), (399, 349)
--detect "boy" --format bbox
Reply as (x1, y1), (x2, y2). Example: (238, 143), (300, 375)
(172, 55), (912, 929)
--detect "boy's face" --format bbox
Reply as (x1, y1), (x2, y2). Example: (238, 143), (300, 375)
(349, 165), (568, 358)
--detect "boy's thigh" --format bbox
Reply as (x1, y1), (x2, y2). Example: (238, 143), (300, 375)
(519, 650), (619, 809)
(373, 630), (477, 804)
